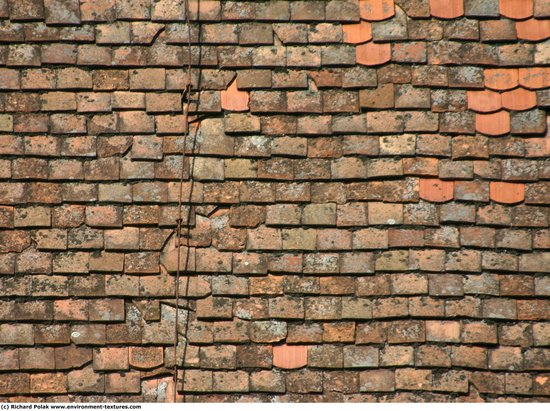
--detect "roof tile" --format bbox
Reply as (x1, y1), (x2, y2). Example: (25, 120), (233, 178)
(326, 0), (361, 21)
(516, 18), (550, 40)
(220, 79), (250, 112)
(518, 67), (550, 89)
(480, 19), (518, 41)
(343, 20), (373, 44)
(419, 178), (454, 202)
(501, 88), (537, 110)
(359, 0), (395, 21)
(475, 111), (511, 136)
(500, 0), (534, 19)
(467, 89), (502, 113)
(356, 41), (391, 66)
(490, 182), (525, 204)
(430, 0), (464, 19)
(511, 109), (547, 135)
(290, 0), (325, 21)
(534, 0), (550, 17)
(484, 68), (519, 90)
(273, 344), (308, 369)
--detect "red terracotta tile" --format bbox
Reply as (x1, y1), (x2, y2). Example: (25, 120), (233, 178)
(419, 178), (454, 202)
(343, 21), (373, 44)
(516, 18), (550, 40)
(475, 111), (511, 136)
(430, 0), (464, 19)
(500, 0), (534, 19)
(467, 90), (502, 113)
(273, 345), (308, 369)
(518, 67), (550, 89)
(485, 69), (519, 91)
(490, 182), (525, 204)
(359, 0), (395, 21)
(221, 79), (249, 112)
(356, 42), (391, 66)
(501, 88), (537, 111)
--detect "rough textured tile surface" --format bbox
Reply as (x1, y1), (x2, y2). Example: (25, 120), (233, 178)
(0, 0), (548, 403)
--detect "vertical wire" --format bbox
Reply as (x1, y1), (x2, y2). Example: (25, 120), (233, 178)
(173, 0), (194, 403)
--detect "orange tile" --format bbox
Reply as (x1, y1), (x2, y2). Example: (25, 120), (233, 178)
(519, 67), (550, 89)
(220, 79), (249, 111)
(501, 88), (537, 110)
(500, 0), (534, 19)
(359, 0), (395, 21)
(343, 20), (373, 44)
(356, 42), (391, 66)
(467, 90), (502, 113)
(430, 0), (464, 19)
(484, 69), (519, 91)
(516, 18), (550, 40)
(475, 111), (511, 136)
(273, 345), (307, 369)
(490, 182), (525, 204)
(419, 178), (454, 202)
